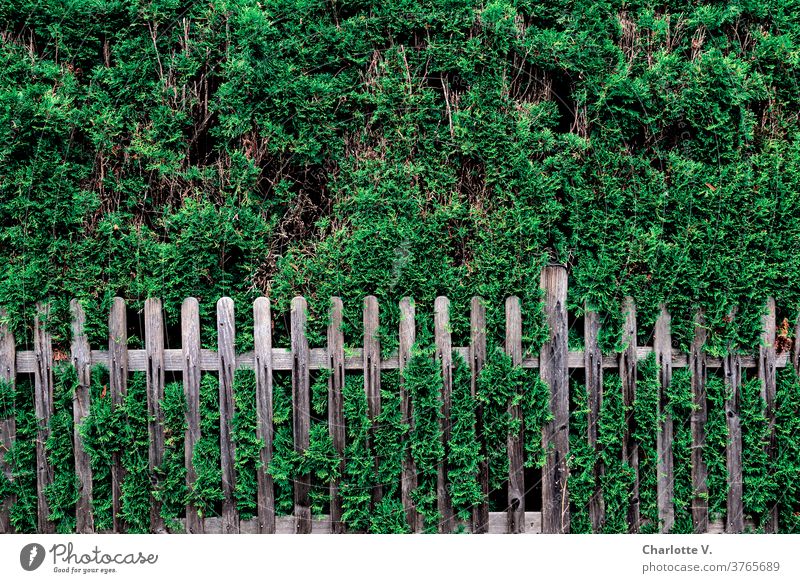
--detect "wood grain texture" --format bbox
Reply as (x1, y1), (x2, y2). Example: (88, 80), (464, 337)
(505, 296), (525, 534)
(724, 351), (743, 533)
(434, 296), (455, 532)
(182, 298), (203, 534)
(363, 296), (383, 508)
(759, 297), (778, 533)
(399, 297), (422, 532)
(0, 309), (15, 534)
(584, 307), (604, 533)
(654, 305), (674, 533)
(291, 296), (311, 534)
(254, 297), (275, 535)
(540, 267), (570, 534)
(144, 298), (166, 533)
(620, 296), (640, 533)
(470, 297), (489, 534)
(217, 297), (239, 534)
(71, 300), (94, 533)
(327, 298), (345, 534)
(689, 310), (708, 533)
(34, 302), (54, 534)
(108, 297), (127, 533)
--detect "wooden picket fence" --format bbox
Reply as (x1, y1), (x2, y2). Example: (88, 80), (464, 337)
(0, 265), (798, 534)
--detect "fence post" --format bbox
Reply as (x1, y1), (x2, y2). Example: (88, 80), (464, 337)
(108, 298), (127, 533)
(434, 296), (454, 532)
(327, 297), (345, 533)
(217, 297), (239, 534)
(34, 302), (54, 534)
(654, 305), (674, 533)
(584, 306), (604, 532)
(70, 300), (94, 533)
(541, 266), (570, 534)
(690, 310), (708, 532)
(724, 348), (743, 533)
(470, 297), (489, 534)
(620, 296), (639, 532)
(182, 298), (203, 534)
(254, 297), (275, 534)
(144, 298), (166, 533)
(0, 310), (15, 534)
(759, 297), (778, 533)
(291, 296), (311, 534)
(505, 296), (524, 533)
(364, 296), (382, 510)
(399, 297), (421, 532)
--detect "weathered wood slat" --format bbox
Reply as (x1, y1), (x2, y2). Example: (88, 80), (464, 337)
(182, 298), (203, 534)
(363, 296), (383, 509)
(217, 297), (239, 534)
(144, 298), (166, 533)
(399, 297), (421, 532)
(34, 302), (54, 534)
(793, 314), (800, 375)
(108, 297), (127, 533)
(70, 300), (94, 533)
(470, 297), (489, 534)
(724, 352), (743, 533)
(690, 310), (708, 533)
(505, 296), (525, 534)
(434, 296), (455, 533)
(759, 297), (778, 533)
(254, 297), (275, 535)
(584, 306), (604, 533)
(0, 309), (15, 534)
(540, 266), (569, 534)
(291, 296), (311, 534)
(620, 296), (640, 533)
(654, 305), (674, 533)
(327, 298), (345, 534)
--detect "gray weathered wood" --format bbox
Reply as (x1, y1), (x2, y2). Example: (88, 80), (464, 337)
(144, 298), (166, 533)
(540, 267), (570, 534)
(34, 302), (54, 534)
(327, 297), (345, 534)
(620, 296), (640, 532)
(470, 297), (489, 534)
(759, 297), (778, 533)
(182, 298), (203, 534)
(654, 304), (674, 533)
(505, 295), (525, 534)
(724, 351), (743, 533)
(70, 300), (94, 533)
(434, 296), (455, 533)
(217, 297), (239, 534)
(108, 297), (127, 533)
(0, 310), (15, 534)
(363, 296), (383, 508)
(399, 297), (422, 532)
(292, 296), (311, 534)
(584, 307), (604, 533)
(254, 297), (275, 535)
(690, 310), (708, 533)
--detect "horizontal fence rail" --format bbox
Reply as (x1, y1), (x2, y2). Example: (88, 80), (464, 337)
(0, 264), (798, 534)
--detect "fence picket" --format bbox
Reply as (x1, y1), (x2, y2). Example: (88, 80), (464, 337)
(144, 298), (166, 533)
(470, 297), (489, 534)
(292, 296), (311, 534)
(327, 298), (345, 534)
(399, 297), (421, 532)
(217, 297), (239, 534)
(620, 296), (639, 533)
(434, 296), (455, 532)
(108, 297), (127, 533)
(690, 310), (708, 533)
(724, 350), (743, 533)
(0, 310), (15, 534)
(541, 266), (569, 534)
(364, 296), (383, 510)
(34, 302), (54, 534)
(70, 300), (94, 533)
(254, 297), (275, 534)
(182, 298), (203, 534)
(584, 307), (604, 533)
(654, 305), (674, 533)
(760, 297), (778, 533)
(505, 296), (524, 534)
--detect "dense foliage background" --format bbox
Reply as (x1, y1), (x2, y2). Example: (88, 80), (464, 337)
(1, 0), (800, 533)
